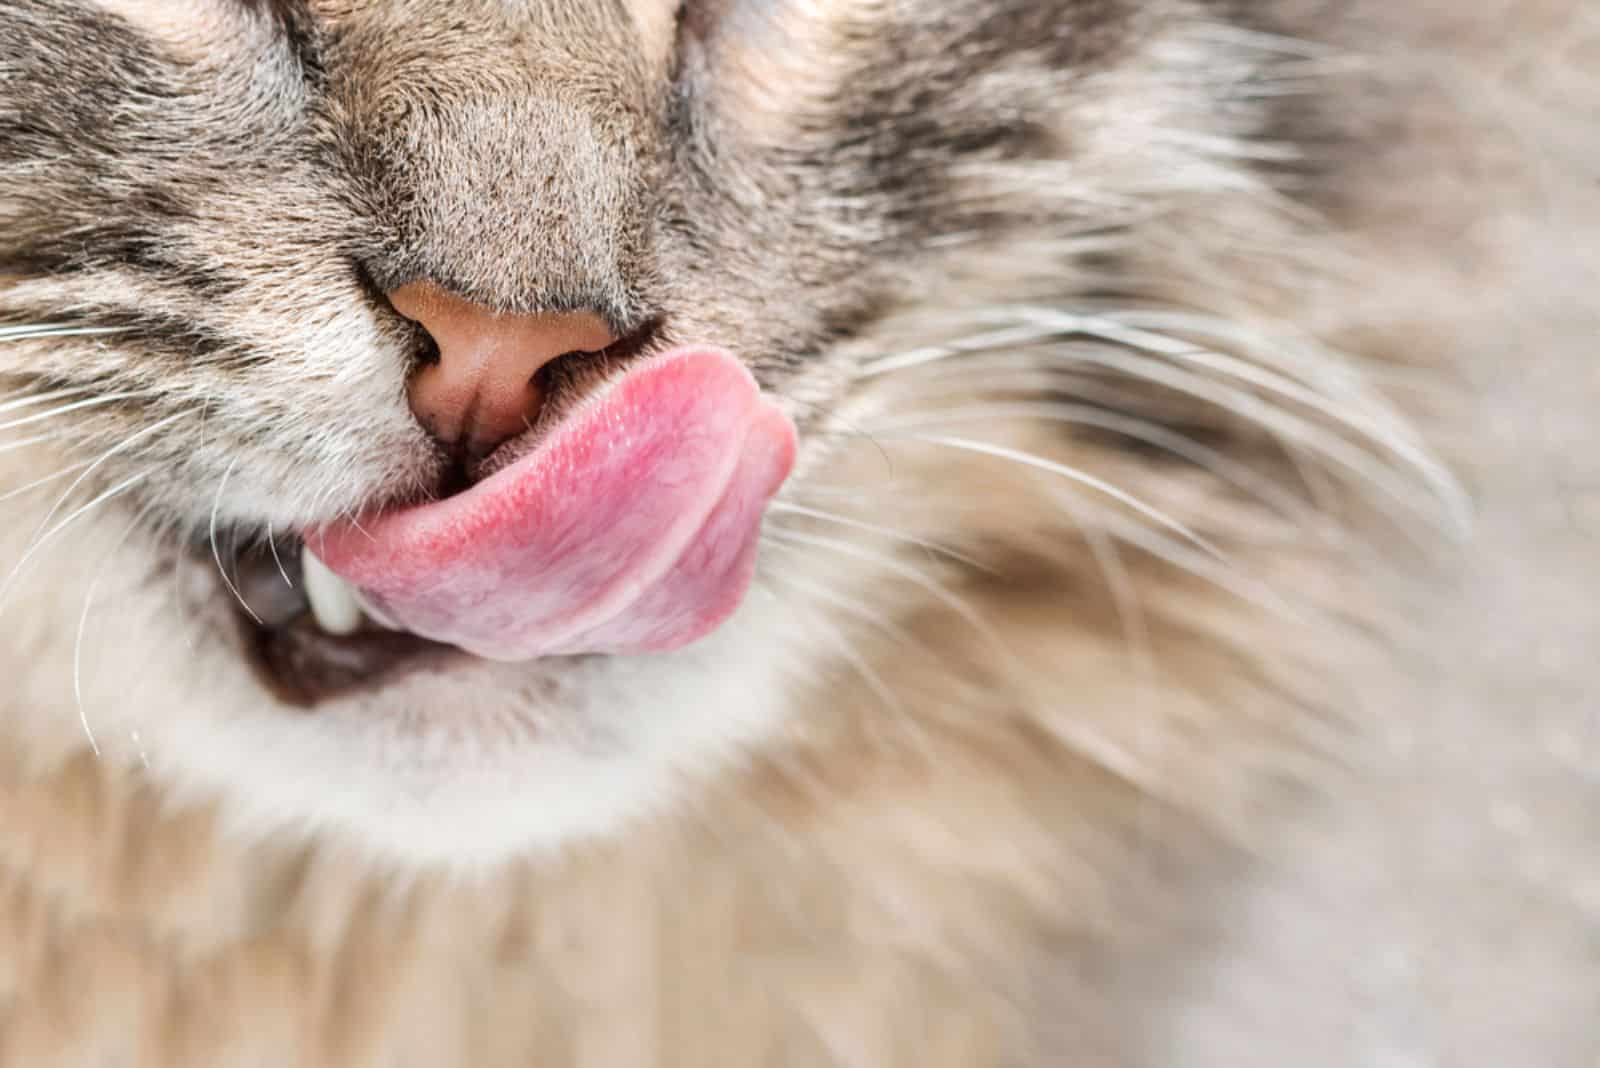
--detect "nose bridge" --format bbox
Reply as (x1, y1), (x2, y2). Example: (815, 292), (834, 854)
(392, 282), (617, 459)
(329, 7), (656, 451)
(326, 0), (661, 317)
(385, 89), (639, 308)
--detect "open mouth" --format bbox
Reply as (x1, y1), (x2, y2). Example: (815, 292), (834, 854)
(216, 347), (798, 708)
(225, 532), (459, 707)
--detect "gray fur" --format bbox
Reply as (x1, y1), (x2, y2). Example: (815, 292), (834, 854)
(0, 0), (1594, 1064)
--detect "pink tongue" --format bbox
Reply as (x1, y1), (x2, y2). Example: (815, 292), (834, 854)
(309, 348), (796, 661)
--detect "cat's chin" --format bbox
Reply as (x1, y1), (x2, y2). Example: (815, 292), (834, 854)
(158, 574), (799, 869)
(0, 475), (801, 869)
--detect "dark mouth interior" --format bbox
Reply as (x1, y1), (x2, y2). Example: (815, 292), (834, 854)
(219, 532), (459, 708)
(207, 320), (665, 707)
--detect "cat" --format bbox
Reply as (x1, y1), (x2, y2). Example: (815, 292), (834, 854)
(0, 0), (1595, 1064)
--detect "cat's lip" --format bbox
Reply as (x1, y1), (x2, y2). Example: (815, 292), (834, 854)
(222, 347), (795, 707)
(301, 347), (797, 662)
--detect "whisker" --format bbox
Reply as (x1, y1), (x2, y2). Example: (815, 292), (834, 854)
(35, 470), (154, 556)
(1079, 311), (1466, 523)
(859, 306), (1467, 536)
(1059, 493), (1155, 681)
(265, 522), (295, 589)
(760, 564), (915, 639)
(762, 572), (906, 717)
(0, 324), (126, 343)
(73, 504), (154, 758)
(781, 396), (898, 476)
(349, 512), (377, 543)
(767, 501), (993, 572)
(210, 458), (262, 625)
(859, 323), (1067, 379)
(1185, 20), (1341, 60)
(228, 524), (248, 605)
(866, 400), (1341, 541)
(25, 412), (184, 539)
(0, 391), (143, 435)
(1, 411), (187, 604)
(762, 526), (1016, 666)
(0, 468), (154, 615)
(888, 432), (1231, 565)
(0, 429), (77, 456)
(792, 480), (916, 502)
(942, 347), (1443, 540)
(0, 457), (97, 503)
(1073, 497), (1307, 623)
(1051, 346), (1456, 538)
(0, 384), (94, 417)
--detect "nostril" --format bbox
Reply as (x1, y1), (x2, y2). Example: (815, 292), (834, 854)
(386, 280), (620, 462)
(407, 319), (442, 369)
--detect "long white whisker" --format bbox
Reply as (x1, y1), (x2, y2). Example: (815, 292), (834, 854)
(1074, 497), (1307, 623)
(211, 458), (262, 625)
(1185, 20), (1340, 60)
(24, 412), (184, 540)
(1060, 493), (1154, 681)
(0, 384), (94, 416)
(0, 457), (97, 503)
(1, 412), (187, 604)
(760, 564), (913, 639)
(73, 505), (152, 758)
(0, 429), (76, 456)
(0, 469), (154, 615)
(1074, 311), (1467, 526)
(889, 432), (1231, 565)
(35, 470), (154, 555)
(762, 573), (905, 718)
(1052, 345), (1456, 537)
(0, 325), (125, 342)
(866, 401), (1340, 540)
(1101, 309), (1420, 412)
(767, 501), (993, 571)
(861, 307), (1467, 535)
(859, 323), (1067, 378)
(762, 526), (1016, 666)
(991, 344), (1439, 539)
(72, 594), (104, 757)
(0, 391), (142, 435)
(265, 522), (294, 589)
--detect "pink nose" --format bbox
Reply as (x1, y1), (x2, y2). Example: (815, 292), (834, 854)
(389, 281), (617, 459)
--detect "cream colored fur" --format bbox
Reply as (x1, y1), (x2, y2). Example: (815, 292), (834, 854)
(0, 2), (1596, 1065)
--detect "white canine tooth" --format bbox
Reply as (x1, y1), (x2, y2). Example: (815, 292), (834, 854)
(301, 546), (364, 636)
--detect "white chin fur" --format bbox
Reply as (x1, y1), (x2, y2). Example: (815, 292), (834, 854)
(1, 465), (799, 870)
(148, 583), (795, 868)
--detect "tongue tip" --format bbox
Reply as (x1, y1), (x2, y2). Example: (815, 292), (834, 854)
(755, 400), (799, 489)
(306, 345), (798, 663)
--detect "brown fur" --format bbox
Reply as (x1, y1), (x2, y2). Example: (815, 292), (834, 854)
(0, 0), (1596, 1063)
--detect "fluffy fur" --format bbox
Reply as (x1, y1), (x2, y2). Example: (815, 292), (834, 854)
(0, 0), (1595, 1063)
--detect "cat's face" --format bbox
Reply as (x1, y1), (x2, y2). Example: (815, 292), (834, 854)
(0, 0), (1309, 863)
